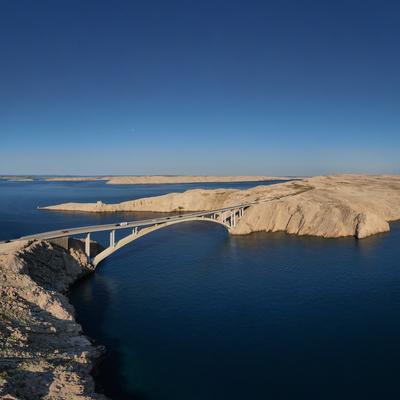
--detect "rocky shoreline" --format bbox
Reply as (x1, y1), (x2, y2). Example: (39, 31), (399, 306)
(0, 239), (108, 400)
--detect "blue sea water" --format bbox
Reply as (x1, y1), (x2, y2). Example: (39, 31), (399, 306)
(1, 180), (400, 399)
(0, 179), (279, 241)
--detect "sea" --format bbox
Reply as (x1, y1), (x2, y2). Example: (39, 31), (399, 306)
(1, 179), (399, 399)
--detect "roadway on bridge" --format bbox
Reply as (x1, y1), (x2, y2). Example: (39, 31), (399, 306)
(3, 201), (259, 243)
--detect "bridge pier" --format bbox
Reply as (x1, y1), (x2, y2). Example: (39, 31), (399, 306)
(110, 230), (115, 247)
(85, 233), (91, 258)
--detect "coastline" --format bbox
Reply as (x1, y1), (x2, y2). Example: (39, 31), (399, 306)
(41, 175), (400, 240)
(0, 239), (107, 399)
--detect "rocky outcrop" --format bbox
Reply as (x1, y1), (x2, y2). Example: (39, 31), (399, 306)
(42, 175), (400, 239)
(0, 239), (107, 400)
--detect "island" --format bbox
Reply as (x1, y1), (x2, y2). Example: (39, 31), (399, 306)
(44, 177), (104, 182)
(103, 175), (294, 184)
(0, 176), (34, 182)
(43, 175), (294, 184)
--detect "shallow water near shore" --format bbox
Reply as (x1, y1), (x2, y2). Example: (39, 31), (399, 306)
(1, 180), (400, 399)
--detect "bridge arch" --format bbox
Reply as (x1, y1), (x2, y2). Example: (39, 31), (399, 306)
(92, 216), (232, 266)
(15, 203), (249, 266)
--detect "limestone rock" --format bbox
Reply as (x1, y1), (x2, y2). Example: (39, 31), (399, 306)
(0, 239), (107, 400)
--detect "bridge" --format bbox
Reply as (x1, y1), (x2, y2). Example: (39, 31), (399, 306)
(13, 202), (257, 267)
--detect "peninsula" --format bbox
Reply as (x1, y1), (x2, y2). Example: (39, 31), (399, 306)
(42, 175), (400, 239)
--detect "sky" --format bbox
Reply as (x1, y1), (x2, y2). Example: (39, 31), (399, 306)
(0, 0), (399, 176)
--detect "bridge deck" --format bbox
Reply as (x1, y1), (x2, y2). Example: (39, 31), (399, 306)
(10, 201), (258, 242)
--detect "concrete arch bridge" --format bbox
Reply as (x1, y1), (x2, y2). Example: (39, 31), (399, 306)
(16, 203), (255, 267)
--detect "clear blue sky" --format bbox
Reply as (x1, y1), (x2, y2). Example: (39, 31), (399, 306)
(0, 0), (399, 175)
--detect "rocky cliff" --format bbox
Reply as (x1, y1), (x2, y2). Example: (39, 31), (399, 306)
(0, 239), (107, 400)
